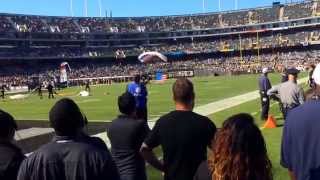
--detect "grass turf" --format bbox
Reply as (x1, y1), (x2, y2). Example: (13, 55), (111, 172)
(0, 73), (284, 121)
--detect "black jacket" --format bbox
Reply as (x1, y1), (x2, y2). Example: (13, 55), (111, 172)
(0, 142), (25, 180)
(17, 135), (120, 180)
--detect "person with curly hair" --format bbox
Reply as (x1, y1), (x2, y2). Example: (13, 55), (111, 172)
(194, 113), (273, 180)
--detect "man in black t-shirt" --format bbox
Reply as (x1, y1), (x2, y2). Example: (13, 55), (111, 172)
(108, 92), (149, 180)
(140, 78), (217, 180)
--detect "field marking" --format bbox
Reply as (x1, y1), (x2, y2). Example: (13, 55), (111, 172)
(95, 77), (308, 147)
(75, 99), (101, 104)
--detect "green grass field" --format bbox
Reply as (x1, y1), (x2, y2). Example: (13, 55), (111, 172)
(1, 73), (284, 121)
(0, 73), (308, 180)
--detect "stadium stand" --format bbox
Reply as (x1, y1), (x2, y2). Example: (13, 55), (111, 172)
(0, 1), (320, 87)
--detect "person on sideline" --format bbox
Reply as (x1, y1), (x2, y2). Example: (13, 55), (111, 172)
(193, 113), (272, 180)
(107, 92), (149, 180)
(258, 67), (272, 121)
(17, 98), (120, 180)
(281, 64), (320, 180)
(0, 110), (25, 180)
(140, 78), (217, 180)
(127, 75), (149, 121)
(267, 67), (304, 119)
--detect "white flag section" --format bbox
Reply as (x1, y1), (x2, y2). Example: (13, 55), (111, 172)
(60, 62), (71, 83)
(138, 52), (168, 63)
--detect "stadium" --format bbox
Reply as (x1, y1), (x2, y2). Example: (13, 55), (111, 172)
(0, 0), (319, 180)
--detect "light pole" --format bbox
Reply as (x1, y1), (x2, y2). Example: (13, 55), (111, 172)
(235, 0), (238, 10)
(98, 0), (102, 17)
(70, 0), (74, 17)
(203, 0), (205, 13)
(84, 0), (88, 17)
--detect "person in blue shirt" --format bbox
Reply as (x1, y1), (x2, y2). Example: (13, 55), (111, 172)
(127, 75), (148, 121)
(258, 68), (272, 121)
(281, 64), (320, 180)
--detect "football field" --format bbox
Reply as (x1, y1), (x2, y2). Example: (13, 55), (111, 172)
(0, 73), (308, 179)
(0, 73), (285, 121)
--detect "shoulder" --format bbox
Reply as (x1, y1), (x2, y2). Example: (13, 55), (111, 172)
(194, 161), (212, 180)
(158, 111), (174, 121)
(87, 137), (109, 151)
(287, 101), (320, 124)
(0, 143), (24, 160)
(127, 82), (135, 88)
(193, 112), (215, 124)
(135, 119), (147, 127)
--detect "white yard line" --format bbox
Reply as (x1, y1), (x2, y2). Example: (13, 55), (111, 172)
(95, 77), (309, 147)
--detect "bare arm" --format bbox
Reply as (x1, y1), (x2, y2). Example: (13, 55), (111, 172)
(140, 143), (164, 172)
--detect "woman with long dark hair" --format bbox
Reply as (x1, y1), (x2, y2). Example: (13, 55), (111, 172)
(194, 113), (273, 180)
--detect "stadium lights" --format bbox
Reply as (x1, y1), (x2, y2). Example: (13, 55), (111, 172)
(84, 0), (88, 17)
(218, 0), (221, 12)
(203, 0), (205, 13)
(70, 0), (74, 17)
(98, 0), (103, 17)
(235, 0), (238, 10)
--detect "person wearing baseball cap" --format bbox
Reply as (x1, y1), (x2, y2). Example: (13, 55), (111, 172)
(258, 67), (272, 121)
(281, 63), (320, 180)
(267, 67), (304, 120)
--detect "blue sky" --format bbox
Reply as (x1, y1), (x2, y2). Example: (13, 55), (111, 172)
(0, 0), (303, 17)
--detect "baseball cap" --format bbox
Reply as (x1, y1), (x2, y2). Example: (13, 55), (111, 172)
(286, 68), (300, 75)
(262, 68), (269, 74)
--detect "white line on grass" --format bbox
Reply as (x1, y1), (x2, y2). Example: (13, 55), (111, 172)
(75, 99), (101, 104)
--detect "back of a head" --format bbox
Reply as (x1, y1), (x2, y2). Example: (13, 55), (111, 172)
(210, 113), (272, 180)
(134, 75), (141, 84)
(0, 110), (17, 140)
(118, 92), (136, 115)
(49, 98), (85, 136)
(172, 78), (195, 105)
(286, 68), (300, 80)
(262, 67), (268, 74)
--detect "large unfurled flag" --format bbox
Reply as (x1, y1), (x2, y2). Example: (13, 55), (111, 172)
(60, 62), (71, 83)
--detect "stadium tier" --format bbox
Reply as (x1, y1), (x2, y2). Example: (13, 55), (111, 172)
(0, 1), (320, 59)
(1, 1), (320, 87)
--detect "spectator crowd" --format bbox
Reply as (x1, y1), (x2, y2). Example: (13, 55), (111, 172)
(0, 1), (318, 34)
(1, 49), (319, 88)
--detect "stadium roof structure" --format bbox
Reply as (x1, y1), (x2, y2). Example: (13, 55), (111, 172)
(0, 0), (309, 19)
